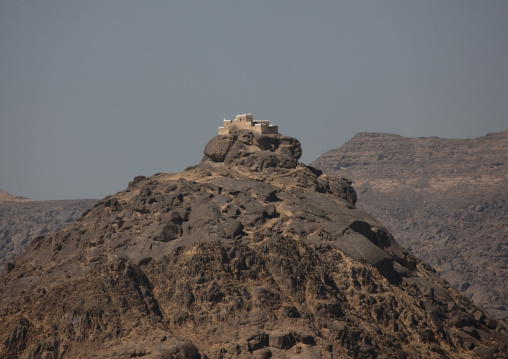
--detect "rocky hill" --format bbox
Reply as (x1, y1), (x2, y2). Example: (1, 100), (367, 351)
(0, 197), (98, 273)
(1, 125), (507, 358)
(0, 189), (31, 203)
(312, 130), (508, 322)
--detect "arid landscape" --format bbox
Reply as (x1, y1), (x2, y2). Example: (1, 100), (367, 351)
(312, 130), (508, 322)
(2, 1), (508, 357)
(1, 123), (507, 358)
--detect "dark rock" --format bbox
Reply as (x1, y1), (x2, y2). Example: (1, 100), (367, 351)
(159, 337), (200, 359)
(277, 136), (303, 160)
(238, 131), (254, 145)
(333, 232), (399, 284)
(221, 218), (243, 239)
(269, 331), (296, 350)
(189, 202), (221, 228)
(204, 135), (234, 162)
(474, 310), (486, 323)
(253, 347), (272, 359)
(473, 346), (493, 359)
(281, 306), (301, 318)
(4, 262), (14, 273)
(486, 318), (498, 330)
(203, 130), (302, 171)
(128, 175), (147, 188)
(463, 340), (475, 350)
(158, 223), (182, 242)
(462, 326), (479, 339)
(263, 204), (277, 218)
(450, 313), (475, 328)
(247, 332), (269, 351)
(294, 331), (316, 345)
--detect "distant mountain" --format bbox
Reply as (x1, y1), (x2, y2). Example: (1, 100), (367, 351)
(0, 189), (31, 203)
(0, 198), (98, 273)
(312, 130), (508, 321)
(1, 121), (506, 358)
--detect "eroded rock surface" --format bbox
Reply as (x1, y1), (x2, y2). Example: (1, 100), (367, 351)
(312, 130), (508, 321)
(1, 128), (507, 358)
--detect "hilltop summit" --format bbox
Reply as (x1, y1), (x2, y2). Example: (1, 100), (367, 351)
(1, 119), (507, 358)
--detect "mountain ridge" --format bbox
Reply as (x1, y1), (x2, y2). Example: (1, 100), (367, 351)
(0, 189), (31, 203)
(311, 129), (508, 321)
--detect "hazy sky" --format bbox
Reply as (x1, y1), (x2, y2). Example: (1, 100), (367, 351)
(1, 1), (507, 200)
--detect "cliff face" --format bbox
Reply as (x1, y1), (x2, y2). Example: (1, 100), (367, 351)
(312, 130), (508, 321)
(0, 199), (98, 273)
(1, 127), (507, 358)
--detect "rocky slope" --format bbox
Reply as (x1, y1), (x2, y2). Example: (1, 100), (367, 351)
(0, 189), (31, 203)
(1, 125), (507, 358)
(312, 130), (508, 322)
(0, 199), (98, 273)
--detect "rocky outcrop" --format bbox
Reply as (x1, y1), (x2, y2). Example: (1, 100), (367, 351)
(0, 199), (98, 273)
(312, 130), (508, 321)
(1, 127), (507, 358)
(204, 129), (303, 171)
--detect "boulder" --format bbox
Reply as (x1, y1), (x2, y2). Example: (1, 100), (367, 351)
(204, 134), (234, 162)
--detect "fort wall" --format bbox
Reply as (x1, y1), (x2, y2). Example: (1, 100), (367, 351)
(218, 114), (278, 135)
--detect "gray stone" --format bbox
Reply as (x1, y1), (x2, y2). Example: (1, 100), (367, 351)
(221, 218), (243, 239)
(333, 232), (399, 284)
(473, 346), (493, 359)
(158, 336), (200, 359)
(204, 135), (234, 162)
(246, 332), (269, 351)
(269, 331), (296, 350)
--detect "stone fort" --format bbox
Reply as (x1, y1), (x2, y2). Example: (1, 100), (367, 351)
(218, 114), (278, 135)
